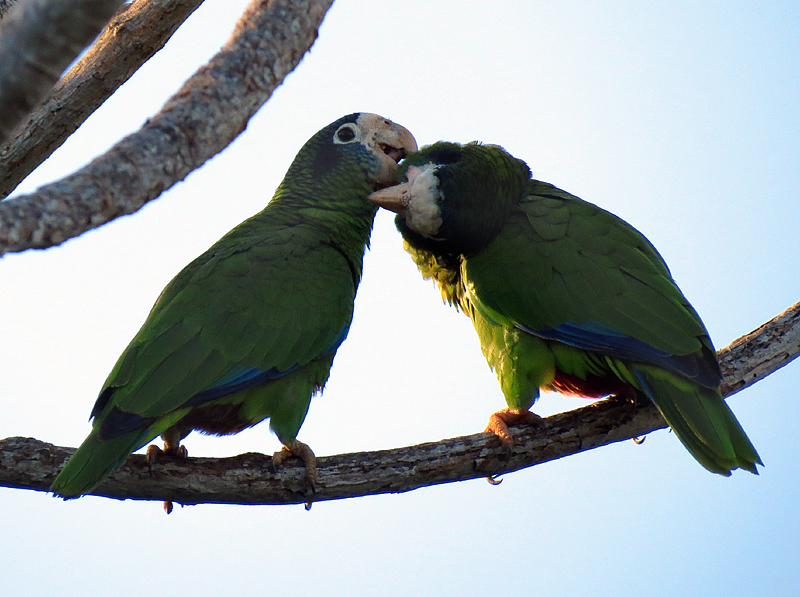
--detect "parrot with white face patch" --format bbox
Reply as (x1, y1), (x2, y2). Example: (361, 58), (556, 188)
(51, 113), (417, 499)
(371, 141), (761, 476)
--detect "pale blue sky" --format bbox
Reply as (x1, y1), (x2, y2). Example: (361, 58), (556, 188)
(2, 1), (798, 595)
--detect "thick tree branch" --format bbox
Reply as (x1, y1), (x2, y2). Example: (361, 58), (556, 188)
(717, 300), (800, 396)
(0, 0), (334, 256)
(0, 0), (19, 19)
(0, 0), (126, 145)
(0, 0), (207, 200)
(2, 301), (798, 506)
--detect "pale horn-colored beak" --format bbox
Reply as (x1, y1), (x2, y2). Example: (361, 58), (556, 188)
(361, 114), (418, 188)
(369, 182), (412, 215)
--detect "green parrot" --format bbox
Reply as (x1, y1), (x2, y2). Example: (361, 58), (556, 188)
(51, 113), (417, 498)
(370, 141), (761, 476)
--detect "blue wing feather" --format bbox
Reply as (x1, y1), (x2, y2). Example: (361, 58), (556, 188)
(516, 320), (719, 388)
(98, 323), (352, 439)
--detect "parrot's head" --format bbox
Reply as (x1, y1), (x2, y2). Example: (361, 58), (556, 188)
(289, 113), (417, 194)
(369, 141), (530, 256)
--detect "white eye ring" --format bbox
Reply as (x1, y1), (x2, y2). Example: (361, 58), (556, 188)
(333, 123), (360, 144)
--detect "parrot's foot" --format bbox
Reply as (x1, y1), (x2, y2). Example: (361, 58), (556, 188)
(145, 443), (189, 464)
(146, 425), (189, 464)
(146, 432), (189, 515)
(609, 386), (643, 407)
(273, 440), (317, 493)
(485, 408), (542, 448)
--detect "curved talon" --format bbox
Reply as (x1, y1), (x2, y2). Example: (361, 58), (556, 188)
(485, 407), (542, 447)
(486, 475), (503, 486)
(272, 448), (289, 470)
(146, 444), (163, 466)
(273, 440), (317, 492)
(485, 416), (514, 448)
(632, 436), (646, 445)
(146, 436), (188, 514)
(144, 446), (175, 514)
(146, 441), (188, 465)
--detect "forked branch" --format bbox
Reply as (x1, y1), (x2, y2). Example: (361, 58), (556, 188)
(0, 0), (334, 256)
(0, 0), (208, 199)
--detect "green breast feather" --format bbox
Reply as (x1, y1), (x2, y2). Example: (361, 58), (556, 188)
(51, 113), (417, 498)
(372, 141), (761, 476)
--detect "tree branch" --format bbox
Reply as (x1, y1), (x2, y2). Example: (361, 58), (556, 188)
(0, 0), (207, 200)
(0, 0), (334, 256)
(0, 0), (20, 20)
(2, 300), (798, 506)
(717, 300), (800, 396)
(0, 0), (126, 145)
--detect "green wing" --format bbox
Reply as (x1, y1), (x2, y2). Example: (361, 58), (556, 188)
(51, 112), (418, 498)
(463, 180), (760, 474)
(50, 219), (356, 498)
(99, 217), (356, 430)
(463, 180), (718, 383)
(386, 141), (759, 476)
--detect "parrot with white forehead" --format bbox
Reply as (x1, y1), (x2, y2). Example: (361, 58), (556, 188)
(371, 141), (761, 476)
(51, 113), (417, 499)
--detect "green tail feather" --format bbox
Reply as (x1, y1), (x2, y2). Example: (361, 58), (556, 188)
(50, 428), (153, 499)
(633, 366), (762, 475)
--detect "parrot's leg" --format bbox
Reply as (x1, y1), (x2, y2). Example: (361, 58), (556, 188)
(273, 440), (317, 492)
(145, 426), (189, 515)
(485, 408), (542, 448)
(145, 426), (189, 463)
(607, 388), (647, 444)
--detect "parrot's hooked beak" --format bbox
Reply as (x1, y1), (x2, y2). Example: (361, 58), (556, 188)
(357, 114), (417, 189)
(369, 182), (411, 215)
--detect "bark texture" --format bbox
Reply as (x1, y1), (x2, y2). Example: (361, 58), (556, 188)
(0, 0), (335, 256)
(718, 300), (800, 396)
(0, 0), (125, 145)
(1, 301), (797, 507)
(0, 0), (207, 200)
(0, 0), (19, 19)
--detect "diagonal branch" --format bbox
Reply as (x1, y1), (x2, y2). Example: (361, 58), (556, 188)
(0, 0), (208, 200)
(2, 300), (798, 506)
(0, 0), (335, 256)
(717, 300), (800, 396)
(0, 0), (126, 145)
(0, 0), (20, 19)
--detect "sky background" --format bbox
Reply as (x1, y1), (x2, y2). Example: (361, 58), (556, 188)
(2, 1), (799, 594)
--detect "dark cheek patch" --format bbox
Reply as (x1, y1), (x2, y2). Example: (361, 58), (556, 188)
(311, 143), (343, 180)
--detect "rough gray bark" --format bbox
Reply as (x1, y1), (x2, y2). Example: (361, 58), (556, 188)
(0, 0), (126, 145)
(0, 0), (335, 256)
(718, 300), (800, 396)
(0, 0), (19, 19)
(0, 0), (207, 200)
(2, 300), (797, 506)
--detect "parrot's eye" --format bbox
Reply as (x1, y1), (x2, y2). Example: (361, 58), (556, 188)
(334, 123), (359, 144)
